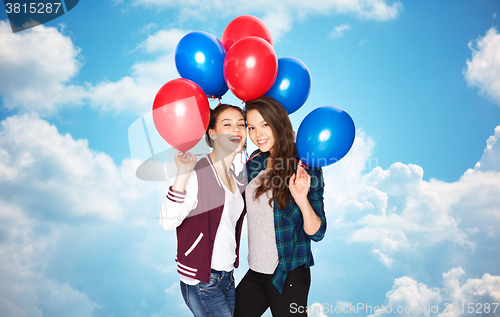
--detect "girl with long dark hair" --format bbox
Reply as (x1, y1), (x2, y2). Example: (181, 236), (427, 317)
(235, 96), (326, 317)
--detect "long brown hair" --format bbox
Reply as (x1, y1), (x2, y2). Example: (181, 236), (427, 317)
(205, 104), (245, 147)
(245, 96), (297, 209)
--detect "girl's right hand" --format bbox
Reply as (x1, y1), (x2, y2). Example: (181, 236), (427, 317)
(174, 151), (197, 173)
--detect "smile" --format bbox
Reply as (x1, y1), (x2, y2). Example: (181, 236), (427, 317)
(229, 135), (241, 143)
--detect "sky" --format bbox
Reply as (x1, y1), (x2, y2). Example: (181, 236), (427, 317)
(0, 0), (500, 316)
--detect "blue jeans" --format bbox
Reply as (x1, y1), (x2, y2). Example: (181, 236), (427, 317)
(180, 269), (235, 317)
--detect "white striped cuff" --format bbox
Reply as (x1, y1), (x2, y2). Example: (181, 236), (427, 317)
(167, 186), (186, 203)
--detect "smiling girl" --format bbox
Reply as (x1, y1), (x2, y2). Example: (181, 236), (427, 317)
(160, 104), (247, 317)
(235, 96), (326, 317)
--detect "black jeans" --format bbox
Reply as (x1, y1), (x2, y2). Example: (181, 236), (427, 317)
(234, 266), (311, 317)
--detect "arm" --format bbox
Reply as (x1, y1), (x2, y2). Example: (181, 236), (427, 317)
(172, 151), (197, 192)
(289, 162), (326, 240)
(304, 167), (326, 241)
(295, 198), (321, 236)
(159, 153), (199, 231)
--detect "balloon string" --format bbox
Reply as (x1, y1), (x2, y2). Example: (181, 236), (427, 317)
(248, 151), (261, 162)
(181, 151), (206, 157)
(294, 157), (307, 168)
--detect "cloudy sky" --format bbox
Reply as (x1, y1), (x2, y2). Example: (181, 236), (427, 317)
(1, 0), (500, 316)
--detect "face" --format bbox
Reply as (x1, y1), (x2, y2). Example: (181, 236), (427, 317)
(246, 109), (275, 153)
(209, 108), (247, 153)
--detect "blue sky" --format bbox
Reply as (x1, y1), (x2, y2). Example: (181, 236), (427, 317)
(1, 1), (500, 316)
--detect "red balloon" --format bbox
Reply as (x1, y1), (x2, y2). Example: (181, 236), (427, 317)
(223, 37), (278, 101)
(221, 15), (273, 51)
(152, 78), (210, 152)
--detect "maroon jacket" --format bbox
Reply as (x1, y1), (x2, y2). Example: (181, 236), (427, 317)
(167, 155), (246, 283)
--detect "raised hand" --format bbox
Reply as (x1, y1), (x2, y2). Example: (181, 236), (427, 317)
(289, 160), (311, 203)
(174, 151), (197, 174)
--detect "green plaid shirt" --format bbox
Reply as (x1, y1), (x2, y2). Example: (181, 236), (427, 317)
(245, 150), (326, 293)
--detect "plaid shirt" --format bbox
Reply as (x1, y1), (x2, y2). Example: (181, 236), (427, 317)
(245, 150), (326, 293)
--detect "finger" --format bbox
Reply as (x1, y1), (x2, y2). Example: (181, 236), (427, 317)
(289, 173), (296, 186)
(297, 162), (306, 173)
(302, 169), (309, 179)
(298, 160), (307, 168)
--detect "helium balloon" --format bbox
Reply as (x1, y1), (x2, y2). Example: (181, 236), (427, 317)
(265, 57), (312, 114)
(221, 15), (273, 51)
(152, 78), (210, 152)
(175, 31), (226, 96)
(211, 81), (229, 99)
(296, 106), (355, 167)
(223, 36), (278, 101)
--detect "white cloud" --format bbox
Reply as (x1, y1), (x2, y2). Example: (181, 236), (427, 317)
(129, 0), (402, 37)
(0, 21), (86, 116)
(368, 267), (500, 317)
(0, 114), (177, 315)
(0, 20), (186, 116)
(465, 27), (500, 106)
(86, 28), (186, 115)
(1, 0), (401, 117)
(474, 126), (500, 172)
(0, 197), (101, 317)
(330, 24), (350, 38)
(308, 302), (328, 317)
(138, 28), (186, 53)
(0, 113), (125, 221)
(261, 9), (293, 42)
(371, 249), (394, 268)
(323, 126), (500, 267)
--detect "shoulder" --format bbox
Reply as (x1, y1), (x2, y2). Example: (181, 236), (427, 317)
(249, 150), (264, 162)
(246, 151), (266, 182)
(194, 155), (210, 171)
(247, 150), (266, 168)
(191, 156), (215, 186)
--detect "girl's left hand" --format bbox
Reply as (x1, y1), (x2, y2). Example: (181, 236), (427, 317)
(289, 160), (311, 202)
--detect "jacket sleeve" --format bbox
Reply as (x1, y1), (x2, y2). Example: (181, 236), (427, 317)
(159, 170), (198, 231)
(306, 167), (326, 242)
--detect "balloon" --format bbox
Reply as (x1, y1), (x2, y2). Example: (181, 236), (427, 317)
(265, 57), (312, 114)
(223, 36), (278, 101)
(221, 15), (273, 51)
(296, 106), (355, 167)
(211, 81), (229, 99)
(152, 78), (210, 152)
(175, 31), (226, 96)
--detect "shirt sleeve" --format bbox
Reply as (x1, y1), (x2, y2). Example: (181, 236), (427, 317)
(306, 167), (326, 242)
(159, 170), (198, 231)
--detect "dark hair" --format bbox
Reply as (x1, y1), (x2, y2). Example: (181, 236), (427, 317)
(245, 96), (297, 209)
(205, 104), (245, 148)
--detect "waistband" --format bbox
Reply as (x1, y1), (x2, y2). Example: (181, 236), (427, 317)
(210, 268), (234, 277)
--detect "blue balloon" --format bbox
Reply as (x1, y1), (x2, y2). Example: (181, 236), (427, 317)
(175, 32), (226, 96)
(211, 81), (229, 99)
(265, 57), (311, 114)
(296, 106), (355, 167)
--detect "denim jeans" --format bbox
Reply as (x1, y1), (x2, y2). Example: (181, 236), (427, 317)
(180, 269), (235, 317)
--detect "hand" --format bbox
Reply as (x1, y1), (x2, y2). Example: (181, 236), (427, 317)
(174, 151), (197, 174)
(289, 160), (311, 203)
